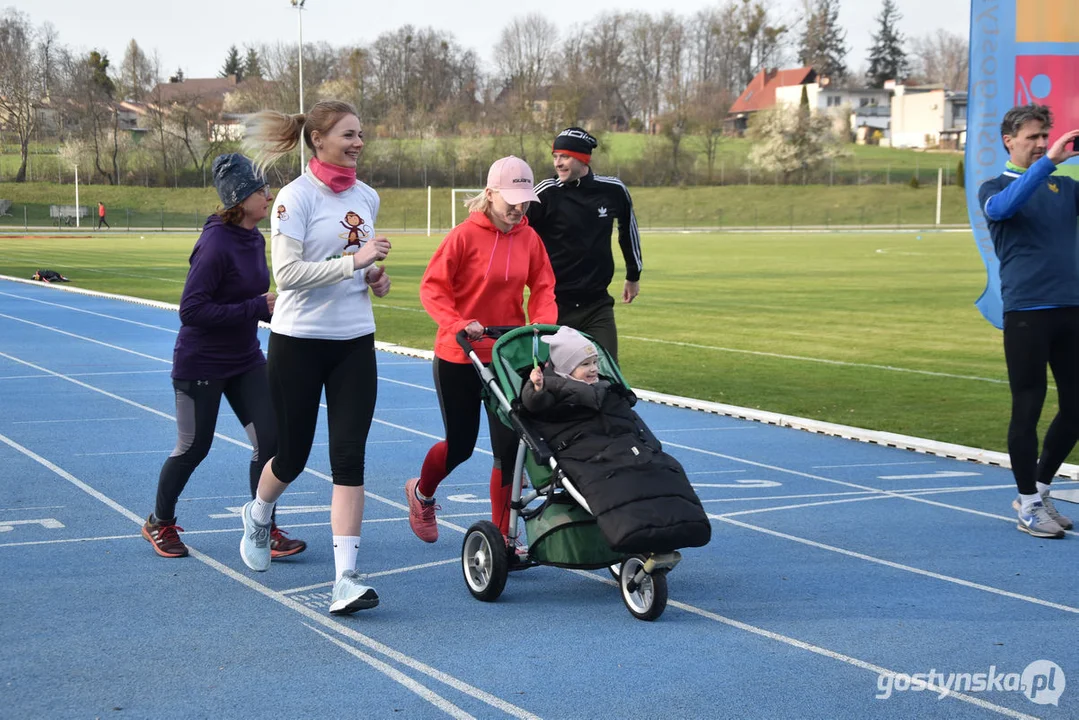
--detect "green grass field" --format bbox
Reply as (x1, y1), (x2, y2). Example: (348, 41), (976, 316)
(3, 227), (1058, 461)
(0, 183), (971, 231)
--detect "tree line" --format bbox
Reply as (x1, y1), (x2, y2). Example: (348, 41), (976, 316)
(0, 0), (968, 187)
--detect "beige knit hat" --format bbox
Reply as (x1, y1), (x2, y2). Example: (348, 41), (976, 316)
(542, 326), (598, 377)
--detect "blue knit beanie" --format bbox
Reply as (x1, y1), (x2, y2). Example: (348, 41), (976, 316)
(212, 153), (265, 208)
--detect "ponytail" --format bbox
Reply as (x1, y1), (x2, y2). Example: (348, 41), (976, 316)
(244, 111), (307, 173)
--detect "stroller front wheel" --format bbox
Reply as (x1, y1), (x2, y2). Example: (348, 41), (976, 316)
(619, 555), (668, 621)
(462, 521), (510, 602)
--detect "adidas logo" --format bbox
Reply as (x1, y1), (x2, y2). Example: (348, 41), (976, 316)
(597, 206), (608, 218)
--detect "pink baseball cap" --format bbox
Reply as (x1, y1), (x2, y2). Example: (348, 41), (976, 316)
(487, 156), (541, 205)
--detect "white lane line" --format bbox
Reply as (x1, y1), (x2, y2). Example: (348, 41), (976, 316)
(13, 417), (139, 424)
(0, 431), (540, 720)
(0, 313), (173, 363)
(0, 505), (64, 512)
(72, 267), (185, 284)
(0, 534), (141, 548)
(570, 571), (1038, 720)
(662, 440), (1079, 534)
(812, 461), (939, 469)
(0, 291), (179, 333)
(700, 491), (875, 504)
(623, 334), (1008, 385)
(182, 492), (317, 502)
(282, 559), (460, 594)
(0, 370), (170, 380)
(75, 449), (170, 456)
(878, 471), (982, 480)
(656, 427), (756, 433)
(714, 514), (1079, 616)
(688, 470), (747, 475)
(302, 624), (476, 720)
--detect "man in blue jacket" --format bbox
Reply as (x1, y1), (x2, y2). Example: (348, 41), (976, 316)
(979, 104), (1079, 539)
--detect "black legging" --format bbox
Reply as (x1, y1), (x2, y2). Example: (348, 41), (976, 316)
(434, 357), (519, 479)
(155, 365), (276, 522)
(266, 332), (377, 486)
(1003, 307), (1079, 495)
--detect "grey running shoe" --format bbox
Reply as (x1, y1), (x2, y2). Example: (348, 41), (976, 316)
(240, 500), (271, 571)
(1013, 495), (1073, 531)
(1014, 500), (1066, 539)
(329, 570), (380, 615)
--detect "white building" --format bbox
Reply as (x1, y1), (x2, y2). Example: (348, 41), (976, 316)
(887, 84), (967, 149)
(773, 77), (892, 142)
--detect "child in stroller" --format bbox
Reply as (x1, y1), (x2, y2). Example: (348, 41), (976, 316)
(520, 326), (711, 556)
(457, 324), (708, 620)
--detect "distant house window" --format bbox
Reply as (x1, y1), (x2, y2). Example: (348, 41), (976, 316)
(953, 104), (967, 122)
(826, 96), (840, 107)
(860, 97), (870, 107)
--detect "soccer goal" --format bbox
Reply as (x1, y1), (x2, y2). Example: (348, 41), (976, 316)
(450, 188), (483, 228)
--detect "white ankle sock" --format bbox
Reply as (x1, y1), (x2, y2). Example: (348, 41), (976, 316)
(416, 485), (433, 502)
(1020, 492), (1041, 511)
(1036, 481), (1052, 497)
(251, 495), (275, 525)
(333, 535), (361, 581)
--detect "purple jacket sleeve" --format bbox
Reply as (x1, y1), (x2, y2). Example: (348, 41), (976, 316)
(178, 238), (268, 328)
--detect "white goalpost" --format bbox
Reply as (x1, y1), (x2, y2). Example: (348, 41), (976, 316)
(450, 188), (482, 229)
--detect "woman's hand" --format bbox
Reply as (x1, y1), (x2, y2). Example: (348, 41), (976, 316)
(263, 291), (276, 314)
(464, 321), (484, 340)
(529, 367), (544, 392)
(351, 235), (392, 270)
(365, 265), (391, 297)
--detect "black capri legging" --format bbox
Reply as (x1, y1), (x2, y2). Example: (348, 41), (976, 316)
(434, 357), (519, 483)
(267, 332), (377, 486)
(155, 365), (276, 521)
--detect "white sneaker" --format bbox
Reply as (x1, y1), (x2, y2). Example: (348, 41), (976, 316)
(239, 500), (271, 571)
(1012, 495), (1072, 532)
(1014, 500), (1065, 539)
(329, 570), (379, 615)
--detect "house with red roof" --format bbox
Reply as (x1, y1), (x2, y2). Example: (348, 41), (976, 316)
(726, 66), (817, 134)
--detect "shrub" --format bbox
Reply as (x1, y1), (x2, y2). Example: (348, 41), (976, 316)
(956, 159), (965, 189)
(908, 174), (920, 189)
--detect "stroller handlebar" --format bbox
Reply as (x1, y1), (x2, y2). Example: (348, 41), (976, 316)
(455, 325), (517, 355)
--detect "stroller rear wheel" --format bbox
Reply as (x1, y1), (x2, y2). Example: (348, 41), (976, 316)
(619, 555), (668, 621)
(462, 521), (510, 602)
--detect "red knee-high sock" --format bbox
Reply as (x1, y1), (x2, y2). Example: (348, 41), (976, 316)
(418, 441), (448, 497)
(489, 467), (511, 536)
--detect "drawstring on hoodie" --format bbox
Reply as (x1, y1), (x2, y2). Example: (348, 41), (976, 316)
(481, 229), (515, 282)
(483, 231), (500, 281)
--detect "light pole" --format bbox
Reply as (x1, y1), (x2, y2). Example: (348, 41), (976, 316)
(291, 0), (306, 166)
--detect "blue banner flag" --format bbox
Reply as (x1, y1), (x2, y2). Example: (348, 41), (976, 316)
(966, 0), (1079, 328)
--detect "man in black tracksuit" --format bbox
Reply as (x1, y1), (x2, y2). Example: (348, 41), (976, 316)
(527, 127), (642, 363)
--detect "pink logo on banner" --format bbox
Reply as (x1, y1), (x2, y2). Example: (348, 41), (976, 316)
(1015, 55), (1079, 145)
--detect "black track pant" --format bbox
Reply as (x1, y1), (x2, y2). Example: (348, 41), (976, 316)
(557, 295), (618, 363)
(267, 332), (377, 486)
(1003, 308), (1079, 495)
(154, 366), (276, 522)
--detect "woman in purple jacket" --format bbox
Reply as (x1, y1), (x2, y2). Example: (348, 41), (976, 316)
(142, 153), (305, 560)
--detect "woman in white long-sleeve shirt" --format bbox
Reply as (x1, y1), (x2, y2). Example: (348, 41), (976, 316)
(237, 100), (392, 615)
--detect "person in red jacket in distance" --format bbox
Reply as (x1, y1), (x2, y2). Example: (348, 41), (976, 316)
(406, 156), (557, 545)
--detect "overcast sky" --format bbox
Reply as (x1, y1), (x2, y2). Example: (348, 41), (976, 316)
(14, 0), (969, 82)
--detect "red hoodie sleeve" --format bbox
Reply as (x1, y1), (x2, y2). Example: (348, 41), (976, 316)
(420, 230), (476, 335)
(525, 231), (558, 324)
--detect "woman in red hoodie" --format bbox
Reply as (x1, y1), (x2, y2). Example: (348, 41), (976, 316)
(407, 156), (557, 545)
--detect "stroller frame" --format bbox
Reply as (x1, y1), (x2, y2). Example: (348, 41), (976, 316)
(455, 325), (682, 621)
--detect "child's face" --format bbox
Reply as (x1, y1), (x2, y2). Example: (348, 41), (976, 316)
(570, 356), (599, 384)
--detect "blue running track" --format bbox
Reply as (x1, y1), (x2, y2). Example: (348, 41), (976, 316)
(0, 277), (1076, 719)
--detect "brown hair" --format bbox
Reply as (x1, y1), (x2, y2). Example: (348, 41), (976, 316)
(243, 100), (359, 173)
(215, 205), (246, 225)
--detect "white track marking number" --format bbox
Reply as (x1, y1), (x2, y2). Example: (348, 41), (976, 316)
(0, 518), (65, 532)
